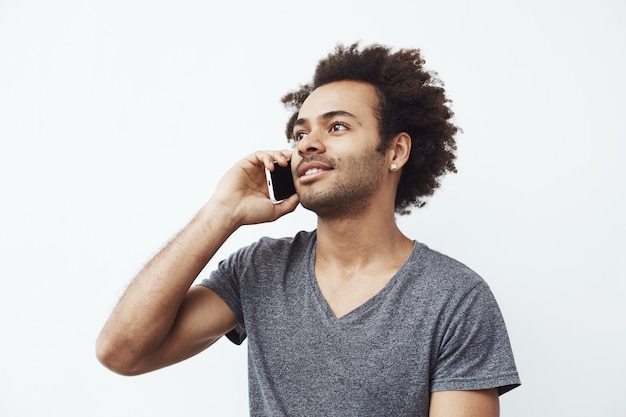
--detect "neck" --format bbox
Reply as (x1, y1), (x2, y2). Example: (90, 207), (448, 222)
(314, 208), (413, 270)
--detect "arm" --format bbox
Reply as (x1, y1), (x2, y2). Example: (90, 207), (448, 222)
(96, 150), (298, 376)
(429, 389), (499, 417)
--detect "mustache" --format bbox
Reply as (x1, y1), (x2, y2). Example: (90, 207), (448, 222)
(296, 155), (338, 171)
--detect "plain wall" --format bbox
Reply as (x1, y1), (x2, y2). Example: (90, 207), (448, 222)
(1, 0), (624, 415)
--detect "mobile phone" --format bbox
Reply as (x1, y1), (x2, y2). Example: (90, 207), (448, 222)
(267, 160), (296, 202)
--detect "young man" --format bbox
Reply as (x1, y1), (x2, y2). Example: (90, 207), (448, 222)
(97, 43), (520, 416)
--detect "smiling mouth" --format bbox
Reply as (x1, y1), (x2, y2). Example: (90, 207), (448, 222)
(303, 168), (325, 176)
(298, 165), (332, 184)
(297, 158), (335, 182)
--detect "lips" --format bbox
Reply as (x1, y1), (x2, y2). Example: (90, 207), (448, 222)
(303, 167), (324, 176)
(297, 160), (333, 182)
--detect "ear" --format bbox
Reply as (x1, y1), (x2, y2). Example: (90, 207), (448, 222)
(387, 132), (411, 171)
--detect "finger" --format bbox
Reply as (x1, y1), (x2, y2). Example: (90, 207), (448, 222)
(246, 151), (275, 171)
(268, 150), (291, 168)
(255, 150), (292, 171)
(272, 193), (299, 218)
(277, 150), (293, 165)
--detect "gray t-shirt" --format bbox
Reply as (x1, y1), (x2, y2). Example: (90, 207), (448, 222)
(201, 230), (520, 416)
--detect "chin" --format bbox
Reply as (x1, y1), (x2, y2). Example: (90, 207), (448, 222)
(300, 193), (371, 219)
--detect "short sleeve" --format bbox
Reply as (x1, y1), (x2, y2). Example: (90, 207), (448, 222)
(431, 282), (521, 395)
(199, 252), (248, 345)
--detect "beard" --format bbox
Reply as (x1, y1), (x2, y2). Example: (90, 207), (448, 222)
(298, 149), (386, 219)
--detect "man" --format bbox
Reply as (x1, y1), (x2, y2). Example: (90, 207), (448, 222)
(97, 43), (520, 416)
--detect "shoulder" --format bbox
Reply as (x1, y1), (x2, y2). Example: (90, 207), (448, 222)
(222, 230), (316, 270)
(246, 230), (316, 258)
(255, 229), (316, 250)
(409, 241), (486, 292)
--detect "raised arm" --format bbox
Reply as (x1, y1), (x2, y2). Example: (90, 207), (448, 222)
(96, 150), (298, 376)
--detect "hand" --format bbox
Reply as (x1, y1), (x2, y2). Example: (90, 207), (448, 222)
(210, 150), (299, 226)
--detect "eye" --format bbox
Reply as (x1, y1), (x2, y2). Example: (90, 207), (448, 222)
(330, 122), (348, 132)
(293, 131), (308, 142)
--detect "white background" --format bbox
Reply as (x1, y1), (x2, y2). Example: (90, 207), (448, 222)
(1, 0), (624, 416)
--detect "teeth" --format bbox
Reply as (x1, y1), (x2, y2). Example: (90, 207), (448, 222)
(304, 168), (323, 176)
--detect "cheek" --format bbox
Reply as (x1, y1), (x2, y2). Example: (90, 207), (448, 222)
(289, 154), (302, 170)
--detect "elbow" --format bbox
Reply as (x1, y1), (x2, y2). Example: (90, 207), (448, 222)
(95, 333), (147, 376)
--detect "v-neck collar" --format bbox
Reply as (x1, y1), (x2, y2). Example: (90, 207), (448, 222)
(306, 234), (418, 324)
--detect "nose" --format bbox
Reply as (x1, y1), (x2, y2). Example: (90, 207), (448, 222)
(296, 129), (325, 157)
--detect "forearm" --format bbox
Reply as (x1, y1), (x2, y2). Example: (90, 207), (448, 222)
(96, 150), (298, 374)
(96, 199), (238, 372)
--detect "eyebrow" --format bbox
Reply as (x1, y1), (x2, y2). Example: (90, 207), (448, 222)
(293, 110), (361, 128)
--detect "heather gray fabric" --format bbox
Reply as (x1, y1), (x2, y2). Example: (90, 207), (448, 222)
(200, 230), (520, 416)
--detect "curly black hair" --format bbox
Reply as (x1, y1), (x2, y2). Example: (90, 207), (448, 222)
(281, 43), (459, 215)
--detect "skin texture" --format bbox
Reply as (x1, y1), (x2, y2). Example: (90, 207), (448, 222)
(289, 80), (415, 318)
(96, 80), (500, 416)
(282, 43), (459, 214)
(291, 81), (388, 219)
(430, 389), (500, 417)
(95, 149), (298, 375)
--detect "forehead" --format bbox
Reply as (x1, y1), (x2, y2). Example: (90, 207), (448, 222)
(298, 80), (379, 122)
